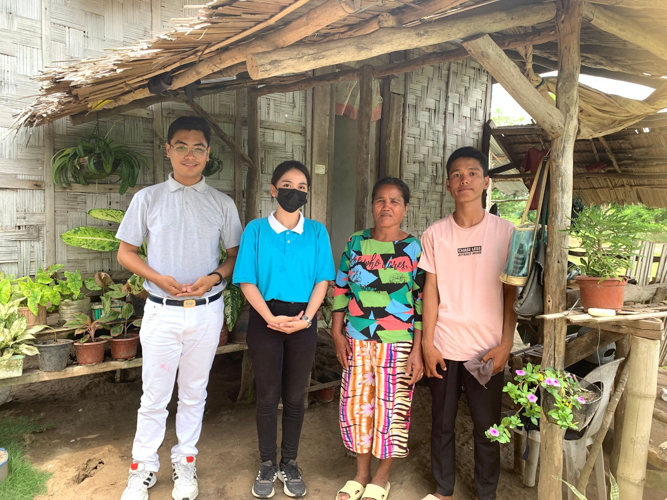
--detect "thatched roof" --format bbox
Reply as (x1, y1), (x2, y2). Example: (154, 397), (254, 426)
(13, 0), (667, 129)
(489, 113), (667, 208)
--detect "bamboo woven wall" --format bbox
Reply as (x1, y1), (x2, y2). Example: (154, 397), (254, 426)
(402, 51), (490, 236)
(0, 0), (308, 278)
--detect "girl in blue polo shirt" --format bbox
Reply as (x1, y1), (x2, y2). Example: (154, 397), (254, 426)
(233, 160), (335, 499)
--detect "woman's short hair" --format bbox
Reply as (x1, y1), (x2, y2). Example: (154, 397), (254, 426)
(271, 160), (311, 188)
(371, 177), (410, 205)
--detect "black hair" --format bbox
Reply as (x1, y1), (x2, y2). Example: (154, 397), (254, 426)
(372, 177), (410, 205)
(271, 160), (311, 188)
(167, 116), (211, 146)
(445, 146), (489, 177)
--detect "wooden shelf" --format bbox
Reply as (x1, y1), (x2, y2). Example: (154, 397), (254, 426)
(0, 342), (248, 389)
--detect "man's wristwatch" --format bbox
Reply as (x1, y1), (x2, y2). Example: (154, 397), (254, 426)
(207, 271), (223, 286)
(302, 315), (312, 328)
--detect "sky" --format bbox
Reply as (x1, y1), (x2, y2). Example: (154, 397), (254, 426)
(491, 71), (661, 124)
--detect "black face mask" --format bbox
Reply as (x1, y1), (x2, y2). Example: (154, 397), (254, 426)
(276, 188), (308, 213)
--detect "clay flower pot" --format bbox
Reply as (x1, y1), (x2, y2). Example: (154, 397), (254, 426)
(109, 334), (139, 360)
(219, 324), (229, 347)
(316, 387), (336, 403)
(575, 276), (628, 312)
(73, 339), (108, 366)
(19, 305), (47, 326)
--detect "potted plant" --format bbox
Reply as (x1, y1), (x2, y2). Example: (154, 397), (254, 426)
(54, 270), (92, 325)
(51, 131), (148, 195)
(102, 303), (141, 360)
(15, 265), (63, 325)
(65, 311), (118, 365)
(33, 329), (74, 372)
(485, 363), (601, 444)
(569, 204), (657, 311)
(203, 151), (223, 177)
(223, 284), (246, 344)
(0, 300), (45, 379)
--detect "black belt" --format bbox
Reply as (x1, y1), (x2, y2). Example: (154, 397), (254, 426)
(148, 290), (222, 308)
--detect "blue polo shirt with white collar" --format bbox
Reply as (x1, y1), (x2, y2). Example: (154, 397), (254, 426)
(233, 211), (335, 303)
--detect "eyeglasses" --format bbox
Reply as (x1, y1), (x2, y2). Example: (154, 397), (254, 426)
(170, 145), (208, 159)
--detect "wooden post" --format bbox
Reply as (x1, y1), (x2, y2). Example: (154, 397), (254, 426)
(245, 92), (261, 223)
(152, 104), (165, 184)
(616, 336), (660, 499)
(234, 90), (244, 216)
(41, 0), (55, 267)
(355, 65), (374, 232)
(611, 335), (631, 475)
(379, 77), (403, 179)
(538, 2), (583, 500)
(310, 67), (334, 226)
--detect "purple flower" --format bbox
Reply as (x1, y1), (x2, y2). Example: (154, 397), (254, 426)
(488, 428), (500, 437)
(527, 394), (538, 403)
(545, 378), (556, 386)
(515, 369), (526, 376)
(577, 396), (586, 404)
(551, 379), (561, 387)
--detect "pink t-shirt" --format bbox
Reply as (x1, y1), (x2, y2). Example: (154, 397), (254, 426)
(419, 212), (514, 361)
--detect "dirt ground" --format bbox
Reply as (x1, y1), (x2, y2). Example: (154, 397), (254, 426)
(1, 337), (665, 500)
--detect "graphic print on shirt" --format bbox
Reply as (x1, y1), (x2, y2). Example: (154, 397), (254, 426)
(457, 245), (482, 257)
(333, 230), (424, 343)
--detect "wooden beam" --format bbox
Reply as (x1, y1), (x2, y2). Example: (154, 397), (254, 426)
(355, 65), (373, 233)
(538, 1), (583, 499)
(103, 0), (357, 111)
(584, 3), (667, 62)
(590, 0), (667, 9)
(310, 67), (333, 226)
(41, 0), (55, 268)
(185, 99), (253, 170)
(245, 92), (261, 223)
(152, 103), (165, 183)
(463, 35), (564, 138)
(246, 3), (557, 79)
(234, 89), (244, 216)
(0, 175), (43, 191)
(491, 171), (667, 180)
(379, 78), (403, 179)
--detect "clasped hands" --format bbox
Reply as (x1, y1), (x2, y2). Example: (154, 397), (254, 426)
(157, 274), (218, 297)
(267, 312), (308, 334)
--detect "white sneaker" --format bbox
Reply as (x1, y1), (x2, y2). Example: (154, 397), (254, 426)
(172, 456), (199, 500)
(121, 462), (157, 500)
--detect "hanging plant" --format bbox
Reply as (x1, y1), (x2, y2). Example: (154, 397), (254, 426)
(51, 131), (148, 195)
(203, 151), (223, 177)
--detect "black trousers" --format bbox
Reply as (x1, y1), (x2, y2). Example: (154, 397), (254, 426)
(429, 359), (504, 500)
(246, 301), (317, 464)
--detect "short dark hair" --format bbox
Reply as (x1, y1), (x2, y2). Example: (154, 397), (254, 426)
(167, 116), (211, 146)
(372, 177), (410, 205)
(271, 160), (311, 188)
(446, 147), (488, 177)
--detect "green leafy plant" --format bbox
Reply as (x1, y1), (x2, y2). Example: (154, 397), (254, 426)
(64, 311), (118, 344)
(486, 363), (593, 443)
(569, 203), (661, 279)
(100, 303), (141, 339)
(0, 300), (45, 359)
(222, 284), (244, 332)
(203, 151), (223, 177)
(5, 265), (64, 314)
(556, 473), (619, 500)
(54, 270), (86, 302)
(51, 132), (148, 195)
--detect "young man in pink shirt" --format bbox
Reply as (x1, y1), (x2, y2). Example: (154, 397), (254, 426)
(419, 147), (518, 500)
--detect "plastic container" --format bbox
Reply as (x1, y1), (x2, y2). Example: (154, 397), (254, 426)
(59, 297), (91, 325)
(109, 334), (139, 360)
(91, 303), (104, 321)
(0, 354), (25, 380)
(34, 340), (73, 371)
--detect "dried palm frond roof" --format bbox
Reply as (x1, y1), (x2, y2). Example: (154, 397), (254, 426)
(14, 0), (667, 129)
(489, 113), (667, 208)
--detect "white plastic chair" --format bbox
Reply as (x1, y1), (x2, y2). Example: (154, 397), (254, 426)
(511, 358), (623, 500)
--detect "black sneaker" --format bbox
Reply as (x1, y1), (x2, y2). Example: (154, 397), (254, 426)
(279, 459), (307, 498)
(252, 460), (278, 498)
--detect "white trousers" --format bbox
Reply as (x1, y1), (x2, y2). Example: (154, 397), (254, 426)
(131, 297), (224, 472)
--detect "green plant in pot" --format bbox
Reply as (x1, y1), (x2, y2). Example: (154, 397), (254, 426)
(65, 311), (118, 366)
(569, 204), (659, 312)
(100, 303), (141, 360)
(0, 300), (45, 379)
(54, 270), (92, 325)
(51, 132), (148, 195)
(486, 363), (601, 444)
(11, 264), (63, 326)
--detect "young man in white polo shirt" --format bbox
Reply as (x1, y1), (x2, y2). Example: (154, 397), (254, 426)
(419, 147), (518, 500)
(116, 116), (243, 500)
